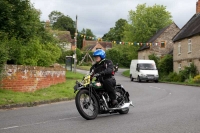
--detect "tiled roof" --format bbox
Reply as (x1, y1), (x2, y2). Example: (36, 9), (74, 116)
(173, 13), (200, 42)
(83, 40), (112, 50)
(99, 42), (112, 48)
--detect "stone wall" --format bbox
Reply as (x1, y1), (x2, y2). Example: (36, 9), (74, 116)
(0, 65), (66, 92)
(173, 35), (200, 73)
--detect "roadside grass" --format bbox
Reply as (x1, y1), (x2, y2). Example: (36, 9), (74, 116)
(122, 69), (130, 77)
(161, 81), (200, 86)
(76, 65), (90, 71)
(66, 70), (85, 79)
(0, 71), (85, 106)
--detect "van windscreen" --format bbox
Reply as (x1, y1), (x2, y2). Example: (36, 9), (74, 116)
(139, 63), (156, 70)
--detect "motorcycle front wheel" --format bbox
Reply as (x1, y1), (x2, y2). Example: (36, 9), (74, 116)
(75, 89), (99, 120)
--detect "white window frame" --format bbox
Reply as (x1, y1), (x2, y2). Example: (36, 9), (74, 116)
(188, 39), (192, 53)
(188, 62), (192, 67)
(178, 42), (181, 55)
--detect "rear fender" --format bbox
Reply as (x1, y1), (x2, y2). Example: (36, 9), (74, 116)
(115, 84), (130, 101)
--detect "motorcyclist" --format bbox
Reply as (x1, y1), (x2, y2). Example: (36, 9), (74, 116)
(90, 49), (118, 106)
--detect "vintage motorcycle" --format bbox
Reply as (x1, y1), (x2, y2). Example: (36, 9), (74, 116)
(74, 71), (133, 120)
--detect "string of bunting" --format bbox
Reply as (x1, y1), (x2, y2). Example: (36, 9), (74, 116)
(78, 33), (165, 46)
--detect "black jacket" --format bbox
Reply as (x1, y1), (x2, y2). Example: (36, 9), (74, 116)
(90, 59), (114, 80)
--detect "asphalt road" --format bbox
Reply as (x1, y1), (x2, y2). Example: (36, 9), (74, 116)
(0, 69), (200, 133)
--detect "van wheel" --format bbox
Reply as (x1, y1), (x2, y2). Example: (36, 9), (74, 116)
(155, 80), (158, 83)
(138, 76), (141, 82)
(130, 75), (134, 81)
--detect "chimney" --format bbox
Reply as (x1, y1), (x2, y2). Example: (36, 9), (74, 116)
(197, 0), (200, 14)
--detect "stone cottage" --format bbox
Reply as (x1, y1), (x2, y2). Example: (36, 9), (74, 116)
(138, 22), (180, 59)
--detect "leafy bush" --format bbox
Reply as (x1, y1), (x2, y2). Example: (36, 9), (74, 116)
(178, 63), (198, 82)
(167, 72), (179, 82)
(106, 45), (139, 67)
(148, 53), (159, 68)
(0, 39), (9, 81)
(193, 75), (200, 83)
(158, 55), (173, 76)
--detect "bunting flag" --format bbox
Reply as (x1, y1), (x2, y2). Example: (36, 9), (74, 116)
(78, 33), (166, 47)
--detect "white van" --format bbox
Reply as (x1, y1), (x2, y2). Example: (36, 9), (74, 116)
(130, 60), (159, 83)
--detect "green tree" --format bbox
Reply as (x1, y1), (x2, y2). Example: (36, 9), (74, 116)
(106, 45), (139, 67)
(86, 29), (95, 38)
(48, 11), (64, 24)
(51, 14), (75, 38)
(123, 3), (173, 42)
(0, 1), (61, 66)
(102, 19), (127, 41)
(0, 0), (42, 41)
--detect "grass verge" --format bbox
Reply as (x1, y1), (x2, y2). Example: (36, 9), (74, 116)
(76, 65), (90, 71)
(161, 81), (200, 87)
(66, 70), (85, 79)
(0, 71), (85, 107)
(122, 69), (130, 77)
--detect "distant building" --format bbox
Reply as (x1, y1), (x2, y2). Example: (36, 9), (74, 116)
(82, 38), (112, 51)
(138, 22), (180, 59)
(43, 20), (73, 51)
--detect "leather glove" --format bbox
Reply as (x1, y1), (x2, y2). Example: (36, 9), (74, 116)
(94, 71), (105, 77)
(94, 73), (101, 77)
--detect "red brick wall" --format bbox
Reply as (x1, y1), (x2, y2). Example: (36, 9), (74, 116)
(1, 65), (66, 92)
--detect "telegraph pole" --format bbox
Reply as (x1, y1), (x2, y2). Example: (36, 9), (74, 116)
(74, 15), (78, 73)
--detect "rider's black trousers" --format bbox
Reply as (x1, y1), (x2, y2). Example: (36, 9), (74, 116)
(102, 77), (116, 101)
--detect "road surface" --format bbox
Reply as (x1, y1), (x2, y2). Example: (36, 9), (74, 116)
(0, 69), (200, 133)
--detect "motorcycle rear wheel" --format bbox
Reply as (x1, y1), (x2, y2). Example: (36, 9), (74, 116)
(115, 88), (129, 114)
(75, 89), (99, 120)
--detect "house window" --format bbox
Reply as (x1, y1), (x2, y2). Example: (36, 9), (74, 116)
(188, 39), (192, 53)
(178, 42), (181, 55)
(178, 63), (181, 71)
(96, 48), (101, 50)
(188, 62), (192, 67)
(161, 41), (166, 48)
(188, 60), (192, 66)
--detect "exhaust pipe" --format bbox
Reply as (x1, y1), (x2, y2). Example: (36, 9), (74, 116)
(102, 96), (134, 111)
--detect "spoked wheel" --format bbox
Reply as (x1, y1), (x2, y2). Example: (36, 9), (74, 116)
(115, 88), (129, 114)
(75, 89), (99, 120)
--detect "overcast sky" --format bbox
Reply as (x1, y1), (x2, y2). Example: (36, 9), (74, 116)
(31, 0), (198, 38)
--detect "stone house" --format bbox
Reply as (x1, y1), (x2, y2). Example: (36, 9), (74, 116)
(173, 0), (200, 73)
(138, 22), (180, 59)
(82, 38), (112, 52)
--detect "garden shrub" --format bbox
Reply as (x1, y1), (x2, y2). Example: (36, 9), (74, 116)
(193, 75), (200, 83)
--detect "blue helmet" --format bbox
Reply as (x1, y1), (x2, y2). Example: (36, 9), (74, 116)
(93, 49), (106, 59)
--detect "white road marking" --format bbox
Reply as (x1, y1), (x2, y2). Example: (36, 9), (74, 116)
(0, 116), (81, 130)
(1, 126), (19, 130)
(149, 86), (161, 89)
